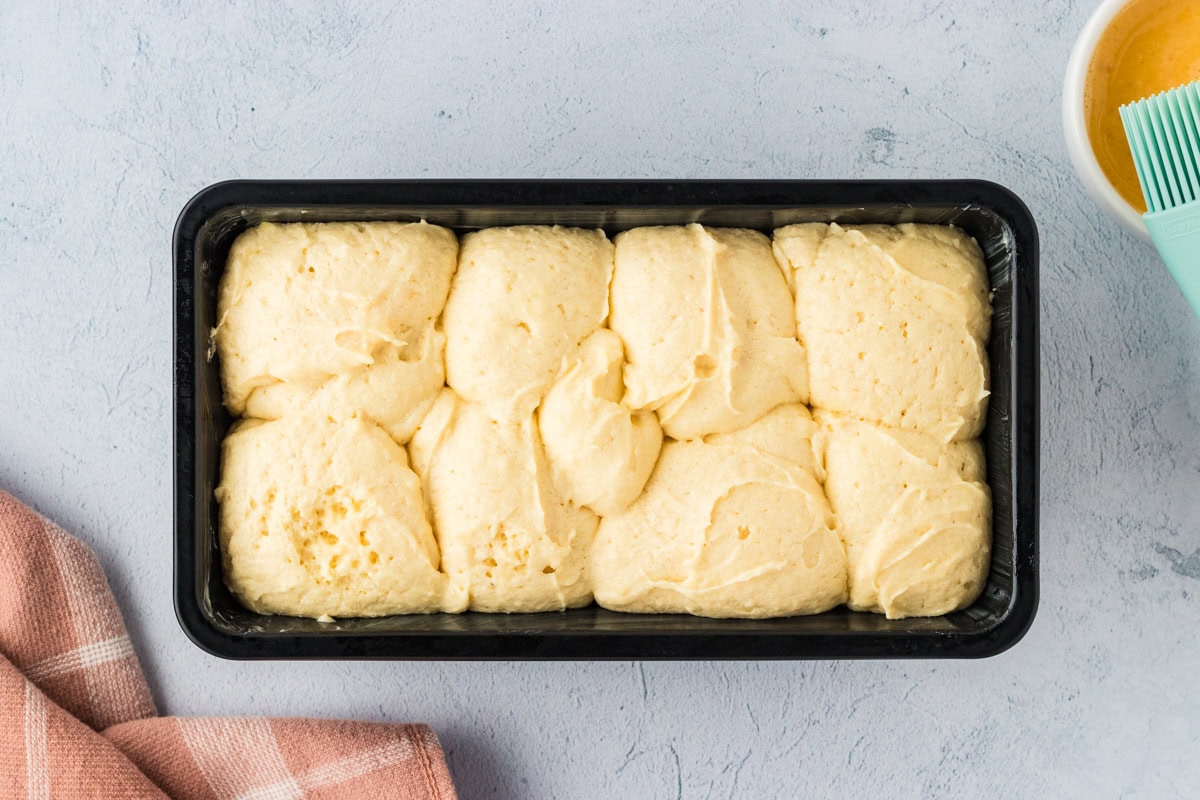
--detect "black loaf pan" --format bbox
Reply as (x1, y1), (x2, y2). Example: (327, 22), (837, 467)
(173, 180), (1039, 660)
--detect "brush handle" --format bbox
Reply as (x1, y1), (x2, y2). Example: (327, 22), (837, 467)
(1145, 204), (1200, 319)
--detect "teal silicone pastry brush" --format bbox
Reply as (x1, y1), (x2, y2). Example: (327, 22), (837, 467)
(1120, 80), (1200, 318)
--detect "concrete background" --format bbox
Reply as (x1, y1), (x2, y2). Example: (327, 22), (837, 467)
(2, 1), (1198, 797)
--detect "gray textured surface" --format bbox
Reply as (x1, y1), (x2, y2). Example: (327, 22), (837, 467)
(1, 1), (1198, 797)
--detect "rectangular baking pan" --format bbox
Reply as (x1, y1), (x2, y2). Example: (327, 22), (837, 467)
(173, 180), (1039, 659)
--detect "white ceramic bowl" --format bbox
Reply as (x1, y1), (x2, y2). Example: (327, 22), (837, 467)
(1062, 0), (1150, 241)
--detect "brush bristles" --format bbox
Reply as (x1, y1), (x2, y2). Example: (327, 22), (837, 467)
(1120, 80), (1200, 214)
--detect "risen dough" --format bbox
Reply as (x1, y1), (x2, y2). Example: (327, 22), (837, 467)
(409, 390), (598, 612)
(442, 225), (613, 418)
(215, 414), (448, 618)
(214, 221), (457, 444)
(776, 222), (990, 442)
(244, 327), (445, 445)
(214, 219), (995, 621)
(591, 404), (847, 618)
(610, 225), (808, 441)
(538, 329), (663, 516)
(815, 411), (991, 619)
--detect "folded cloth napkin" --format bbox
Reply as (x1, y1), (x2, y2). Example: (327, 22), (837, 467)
(0, 491), (458, 799)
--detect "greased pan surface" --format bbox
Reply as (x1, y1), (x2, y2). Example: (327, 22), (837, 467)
(173, 180), (1038, 660)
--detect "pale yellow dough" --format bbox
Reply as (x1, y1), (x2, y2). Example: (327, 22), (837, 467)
(770, 221), (825, 298)
(244, 327), (445, 445)
(610, 225), (809, 441)
(215, 414), (449, 618)
(409, 390), (598, 612)
(213, 221), (457, 444)
(214, 219), (995, 621)
(815, 411), (991, 619)
(442, 225), (613, 418)
(776, 222), (991, 442)
(591, 405), (847, 618)
(538, 329), (663, 517)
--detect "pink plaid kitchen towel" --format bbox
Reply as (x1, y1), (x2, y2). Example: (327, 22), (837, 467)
(0, 491), (457, 799)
